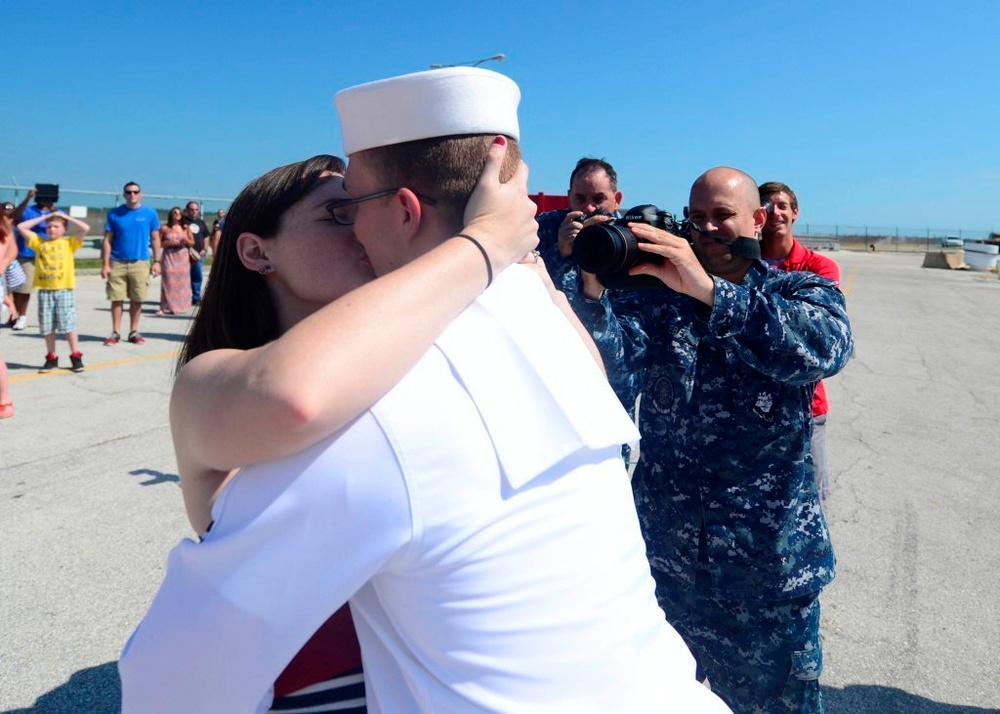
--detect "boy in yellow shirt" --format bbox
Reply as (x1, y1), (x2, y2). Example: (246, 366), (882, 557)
(16, 211), (90, 372)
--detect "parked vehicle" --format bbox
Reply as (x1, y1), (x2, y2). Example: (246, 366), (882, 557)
(941, 236), (964, 247)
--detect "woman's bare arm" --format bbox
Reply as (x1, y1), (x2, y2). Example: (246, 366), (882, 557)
(0, 229), (17, 273)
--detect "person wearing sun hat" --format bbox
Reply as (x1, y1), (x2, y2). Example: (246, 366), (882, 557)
(120, 67), (730, 713)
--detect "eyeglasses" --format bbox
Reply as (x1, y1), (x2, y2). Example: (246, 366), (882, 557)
(124, 189), (140, 195)
(1, 204), (13, 211)
(325, 188), (437, 226)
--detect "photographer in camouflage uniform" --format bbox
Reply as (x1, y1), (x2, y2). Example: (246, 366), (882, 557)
(536, 157), (622, 295)
(570, 166), (853, 713)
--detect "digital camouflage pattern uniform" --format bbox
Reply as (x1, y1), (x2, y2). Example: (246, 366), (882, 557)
(571, 261), (854, 713)
(536, 209), (578, 296)
(537, 209), (638, 417)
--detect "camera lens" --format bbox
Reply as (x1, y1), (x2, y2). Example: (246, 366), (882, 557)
(573, 223), (639, 275)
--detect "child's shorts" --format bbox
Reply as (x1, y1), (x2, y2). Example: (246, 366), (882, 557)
(13, 257), (34, 295)
(5, 259), (27, 291)
(38, 289), (77, 334)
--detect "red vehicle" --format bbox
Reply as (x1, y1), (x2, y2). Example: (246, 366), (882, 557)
(529, 192), (568, 216)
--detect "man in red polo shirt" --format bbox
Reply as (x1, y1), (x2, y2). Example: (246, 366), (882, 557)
(759, 181), (841, 501)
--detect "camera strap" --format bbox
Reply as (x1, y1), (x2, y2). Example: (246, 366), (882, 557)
(727, 236), (761, 260)
(703, 232), (761, 260)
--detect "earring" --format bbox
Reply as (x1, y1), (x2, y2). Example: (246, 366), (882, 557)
(258, 265), (272, 276)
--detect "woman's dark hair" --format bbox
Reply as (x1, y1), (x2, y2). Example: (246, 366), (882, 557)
(176, 155), (346, 373)
(167, 206), (184, 226)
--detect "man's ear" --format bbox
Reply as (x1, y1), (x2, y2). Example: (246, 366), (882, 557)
(613, 191), (623, 210)
(235, 232), (270, 273)
(394, 188), (424, 241)
(752, 206), (768, 237)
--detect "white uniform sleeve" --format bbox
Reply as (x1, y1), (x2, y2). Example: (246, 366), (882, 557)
(119, 412), (412, 714)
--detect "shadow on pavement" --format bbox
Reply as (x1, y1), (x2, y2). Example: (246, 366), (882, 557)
(824, 684), (999, 713)
(3, 661), (120, 713)
(8, 666), (997, 713)
(4, 362), (41, 371)
(81, 331), (188, 345)
(129, 468), (179, 486)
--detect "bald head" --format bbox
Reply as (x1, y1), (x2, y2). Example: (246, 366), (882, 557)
(690, 167), (761, 212)
(686, 166), (767, 282)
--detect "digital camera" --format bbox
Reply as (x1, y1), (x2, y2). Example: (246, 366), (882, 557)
(572, 204), (689, 289)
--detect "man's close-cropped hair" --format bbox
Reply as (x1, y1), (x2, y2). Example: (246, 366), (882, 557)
(361, 134), (521, 227)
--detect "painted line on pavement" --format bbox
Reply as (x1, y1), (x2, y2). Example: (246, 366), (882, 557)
(842, 264), (859, 295)
(10, 350), (180, 384)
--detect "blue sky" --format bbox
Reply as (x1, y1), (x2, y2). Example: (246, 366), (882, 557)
(6, 0), (998, 234)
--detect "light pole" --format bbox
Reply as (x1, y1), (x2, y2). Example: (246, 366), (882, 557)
(430, 53), (506, 69)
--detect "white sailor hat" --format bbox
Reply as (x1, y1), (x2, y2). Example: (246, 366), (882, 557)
(335, 67), (520, 155)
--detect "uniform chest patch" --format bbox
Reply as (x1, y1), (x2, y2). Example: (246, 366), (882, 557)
(650, 375), (675, 413)
(753, 391), (774, 422)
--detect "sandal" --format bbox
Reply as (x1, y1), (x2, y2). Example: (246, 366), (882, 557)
(0, 402), (13, 419)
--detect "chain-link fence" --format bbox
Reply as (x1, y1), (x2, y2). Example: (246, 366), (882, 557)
(0, 184), (233, 216)
(797, 224), (996, 253)
(1, 185), (231, 243)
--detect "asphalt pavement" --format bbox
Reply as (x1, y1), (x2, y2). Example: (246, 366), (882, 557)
(1, 253), (998, 712)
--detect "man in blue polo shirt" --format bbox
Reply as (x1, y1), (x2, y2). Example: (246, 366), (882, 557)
(102, 181), (161, 345)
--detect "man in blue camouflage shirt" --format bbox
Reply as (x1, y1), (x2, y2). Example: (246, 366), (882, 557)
(536, 157), (623, 296)
(569, 167), (853, 713)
